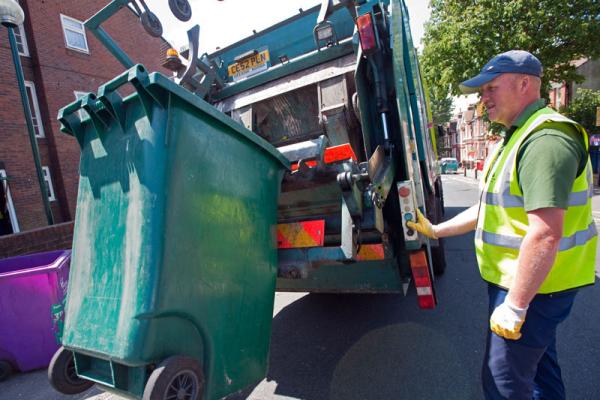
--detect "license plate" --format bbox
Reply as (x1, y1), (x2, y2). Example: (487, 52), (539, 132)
(227, 49), (270, 81)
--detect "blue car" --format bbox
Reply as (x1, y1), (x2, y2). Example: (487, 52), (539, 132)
(440, 157), (459, 174)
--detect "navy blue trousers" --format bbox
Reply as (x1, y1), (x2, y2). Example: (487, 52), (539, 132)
(482, 284), (577, 400)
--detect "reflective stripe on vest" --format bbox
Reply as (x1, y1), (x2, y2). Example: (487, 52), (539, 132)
(483, 146), (594, 208)
(476, 221), (598, 251)
(475, 108), (597, 293)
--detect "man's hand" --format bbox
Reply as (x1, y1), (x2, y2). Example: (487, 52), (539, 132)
(490, 299), (528, 340)
(406, 209), (438, 239)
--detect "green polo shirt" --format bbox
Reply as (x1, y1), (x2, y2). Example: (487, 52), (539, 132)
(503, 99), (588, 211)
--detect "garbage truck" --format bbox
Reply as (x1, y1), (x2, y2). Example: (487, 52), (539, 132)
(49, 0), (447, 399)
(199, 0), (447, 297)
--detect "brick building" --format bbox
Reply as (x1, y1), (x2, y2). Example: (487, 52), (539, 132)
(436, 121), (459, 160)
(452, 102), (490, 168)
(549, 58), (600, 110)
(0, 0), (168, 236)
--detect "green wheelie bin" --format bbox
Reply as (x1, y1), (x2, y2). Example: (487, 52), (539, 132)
(49, 64), (289, 400)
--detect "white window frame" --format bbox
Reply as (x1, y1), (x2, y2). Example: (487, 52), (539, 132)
(0, 169), (20, 233)
(41, 166), (56, 202)
(23, 81), (45, 138)
(60, 14), (89, 53)
(13, 0), (29, 57)
(73, 91), (89, 120)
(555, 88), (562, 110)
(14, 23), (29, 57)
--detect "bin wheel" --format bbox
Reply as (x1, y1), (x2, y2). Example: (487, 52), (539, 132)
(140, 11), (163, 37)
(0, 360), (13, 381)
(169, 0), (192, 22)
(143, 355), (204, 400)
(48, 347), (94, 395)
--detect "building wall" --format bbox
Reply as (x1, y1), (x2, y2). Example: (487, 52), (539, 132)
(0, 1), (168, 234)
(572, 59), (600, 96)
(0, 221), (74, 259)
(0, 30), (57, 231)
(549, 84), (568, 110)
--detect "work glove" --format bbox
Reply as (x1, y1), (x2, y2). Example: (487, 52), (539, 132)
(406, 209), (438, 239)
(490, 299), (528, 340)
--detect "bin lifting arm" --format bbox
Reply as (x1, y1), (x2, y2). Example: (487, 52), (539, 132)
(85, 0), (136, 69)
(317, 0), (358, 24)
(175, 26), (225, 99)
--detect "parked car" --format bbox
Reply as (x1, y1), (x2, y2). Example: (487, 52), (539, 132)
(440, 157), (459, 174)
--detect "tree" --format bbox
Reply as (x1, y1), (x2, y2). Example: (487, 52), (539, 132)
(430, 93), (454, 126)
(420, 0), (600, 99)
(561, 89), (600, 135)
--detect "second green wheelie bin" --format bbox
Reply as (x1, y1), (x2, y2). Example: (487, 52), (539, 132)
(49, 64), (289, 400)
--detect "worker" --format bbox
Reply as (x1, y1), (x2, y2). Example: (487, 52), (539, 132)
(408, 50), (597, 399)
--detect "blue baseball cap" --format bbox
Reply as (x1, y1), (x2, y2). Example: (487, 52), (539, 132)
(459, 50), (543, 94)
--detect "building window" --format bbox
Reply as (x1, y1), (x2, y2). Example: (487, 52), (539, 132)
(73, 91), (89, 120)
(0, 169), (20, 234)
(42, 166), (56, 202)
(13, 0), (29, 56)
(24, 81), (45, 138)
(60, 15), (89, 53)
(555, 88), (562, 110)
(14, 23), (29, 56)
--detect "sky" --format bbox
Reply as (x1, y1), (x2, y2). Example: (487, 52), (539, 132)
(146, 0), (431, 53)
(145, 0), (474, 114)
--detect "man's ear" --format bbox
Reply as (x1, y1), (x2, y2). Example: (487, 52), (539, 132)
(519, 75), (530, 92)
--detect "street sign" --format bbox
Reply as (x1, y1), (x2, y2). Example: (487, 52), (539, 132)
(596, 106), (600, 126)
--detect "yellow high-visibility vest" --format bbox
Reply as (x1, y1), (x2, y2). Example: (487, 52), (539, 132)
(475, 107), (597, 293)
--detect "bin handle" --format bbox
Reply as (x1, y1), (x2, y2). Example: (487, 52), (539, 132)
(97, 64), (167, 121)
(81, 93), (112, 135)
(58, 64), (168, 144)
(57, 98), (84, 145)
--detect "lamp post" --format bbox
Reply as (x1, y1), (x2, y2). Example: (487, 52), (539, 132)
(1, 0), (53, 225)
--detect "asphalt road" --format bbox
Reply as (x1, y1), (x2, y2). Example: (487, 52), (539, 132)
(2, 175), (599, 400)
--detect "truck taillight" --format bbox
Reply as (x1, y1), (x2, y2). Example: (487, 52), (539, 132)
(409, 250), (436, 309)
(357, 14), (377, 53)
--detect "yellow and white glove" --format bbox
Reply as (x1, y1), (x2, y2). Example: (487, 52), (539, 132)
(406, 209), (438, 239)
(490, 299), (528, 340)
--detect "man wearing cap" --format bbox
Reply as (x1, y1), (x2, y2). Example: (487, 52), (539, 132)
(408, 50), (597, 399)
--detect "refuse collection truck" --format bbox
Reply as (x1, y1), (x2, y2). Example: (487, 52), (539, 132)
(199, 0), (447, 299)
(49, 0), (446, 399)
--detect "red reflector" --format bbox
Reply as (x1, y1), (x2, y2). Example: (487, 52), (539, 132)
(418, 295), (436, 309)
(290, 144), (357, 171)
(290, 160), (317, 171)
(413, 267), (431, 288)
(277, 220), (325, 248)
(324, 143), (357, 164)
(356, 244), (385, 261)
(409, 250), (436, 309)
(357, 14), (377, 53)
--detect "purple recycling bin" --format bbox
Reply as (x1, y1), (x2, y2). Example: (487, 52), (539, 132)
(0, 250), (70, 379)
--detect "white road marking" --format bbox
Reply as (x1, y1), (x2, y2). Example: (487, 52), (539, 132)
(442, 174), (479, 186)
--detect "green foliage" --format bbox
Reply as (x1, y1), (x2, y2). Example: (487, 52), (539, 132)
(421, 0), (600, 99)
(561, 89), (600, 134)
(430, 93), (454, 125)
